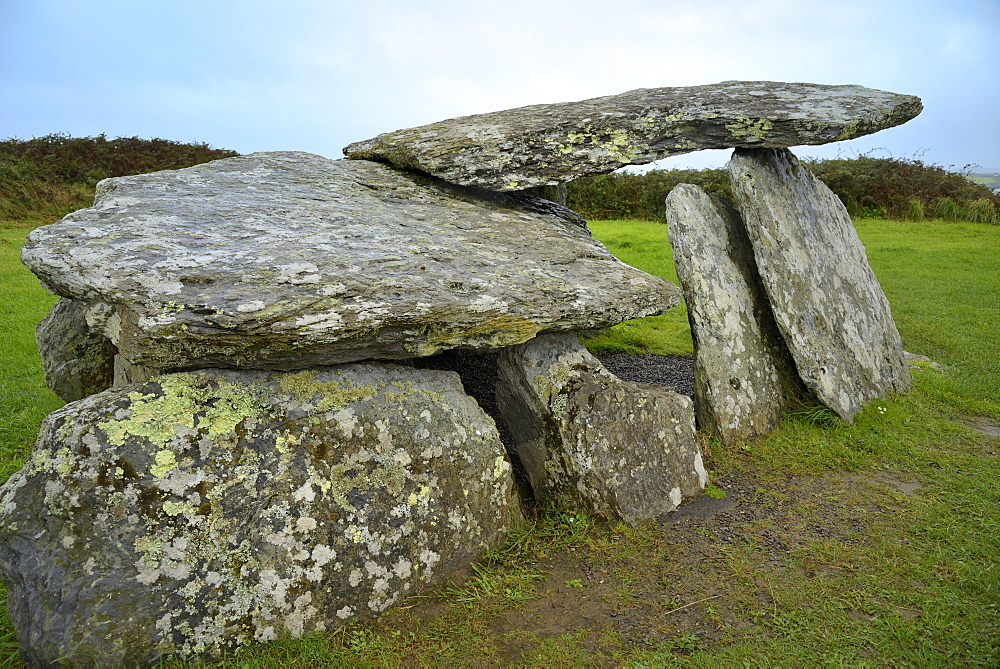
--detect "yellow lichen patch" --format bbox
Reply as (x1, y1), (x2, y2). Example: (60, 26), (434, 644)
(277, 371), (377, 413)
(151, 450), (178, 478)
(98, 373), (270, 450)
(428, 315), (538, 349)
(274, 431), (299, 454)
(163, 500), (195, 516)
(834, 119), (862, 141)
(726, 115), (773, 142)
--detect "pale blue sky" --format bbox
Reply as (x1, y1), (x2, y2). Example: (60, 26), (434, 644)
(2, 0), (998, 170)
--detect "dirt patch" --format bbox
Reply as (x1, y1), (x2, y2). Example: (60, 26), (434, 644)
(374, 466), (914, 662)
(964, 415), (1000, 439)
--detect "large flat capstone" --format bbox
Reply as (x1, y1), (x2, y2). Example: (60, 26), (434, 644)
(728, 148), (911, 421)
(21, 152), (679, 371)
(344, 82), (922, 191)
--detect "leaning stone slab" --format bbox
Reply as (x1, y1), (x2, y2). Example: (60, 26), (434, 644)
(344, 81), (922, 191)
(0, 363), (522, 665)
(496, 333), (706, 523)
(21, 152), (679, 371)
(665, 184), (799, 443)
(728, 148), (911, 422)
(35, 297), (116, 402)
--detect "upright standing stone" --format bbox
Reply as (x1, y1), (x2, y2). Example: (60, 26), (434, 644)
(665, 184), (799, 443)
(728, 148), (910, 421)
(496, 333), (706, 523)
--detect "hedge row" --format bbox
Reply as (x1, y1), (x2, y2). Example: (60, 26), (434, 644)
(565, 155), (1000, 224)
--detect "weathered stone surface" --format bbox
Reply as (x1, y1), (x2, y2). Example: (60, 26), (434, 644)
(728, 148), (911, 421)
(497, 333), (706, 523)
(665, 185), (799, 443)
(0, 363), (521, 665)
(344, 81), (922, 191)
(35, 297), (116, 402)
(21, 152), (679, 371)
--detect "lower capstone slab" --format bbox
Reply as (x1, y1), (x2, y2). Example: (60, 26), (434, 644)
(21, 151), (679, 371)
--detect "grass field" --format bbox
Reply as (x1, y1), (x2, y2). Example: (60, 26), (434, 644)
(0, 217), (997, 666)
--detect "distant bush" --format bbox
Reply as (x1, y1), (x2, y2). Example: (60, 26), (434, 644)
(0, 133), (237, 222)
(804, 154), (999, 223)
(565, 167), (731, 221)
(564, 153), (1000, 224)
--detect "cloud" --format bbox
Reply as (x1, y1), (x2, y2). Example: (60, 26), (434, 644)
(2, 0), (997, 169)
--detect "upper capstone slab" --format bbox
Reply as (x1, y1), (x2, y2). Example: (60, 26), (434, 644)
(21, 152), (679, 371)
(344, 81), (922, 191)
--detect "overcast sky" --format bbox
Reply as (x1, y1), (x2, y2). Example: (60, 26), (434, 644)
(2, 0), (998, 171)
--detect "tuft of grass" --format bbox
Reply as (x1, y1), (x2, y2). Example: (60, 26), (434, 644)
(931, 196), (965, 221)
(903, 197), (925, 221)
(965, 197), (1000, 225)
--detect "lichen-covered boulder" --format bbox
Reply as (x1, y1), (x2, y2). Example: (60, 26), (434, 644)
(344, 81), (922, 191)
(35, 297), (116, 402)
(496, 333), (706, 523)
(0, 364), (522, 665)
(728, 148), (911, 421)
(21, 151), (679, 371)
(665, 185), (799, 443)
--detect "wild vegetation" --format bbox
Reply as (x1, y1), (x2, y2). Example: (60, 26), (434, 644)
(566, 154), (1000, 224)
(0, 134), (237, 223)
(0, 136), (997, 665)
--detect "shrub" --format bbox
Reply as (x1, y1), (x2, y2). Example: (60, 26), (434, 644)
(0, 134), (237, 222)
(565, 167), (731, 220)
(563, 153), (1000, 224)
(805, 153), (1000, 222)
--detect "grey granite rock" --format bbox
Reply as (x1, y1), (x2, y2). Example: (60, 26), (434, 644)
(21, 152), (679, 371)
(344, 81), (922, 191)
(665, 184), (798, 443)
(35, 297), (117, 402)
(496, 333), (706, 523)
(728, 148), (911, 421)
(0, 363), (522, 665)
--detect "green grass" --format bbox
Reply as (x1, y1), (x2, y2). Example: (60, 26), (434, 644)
(1, 217), (998, 666)
(0, 227), (61, 482)
(582, 220), (692, 356)
(857, 218), (1000, 414)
